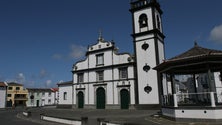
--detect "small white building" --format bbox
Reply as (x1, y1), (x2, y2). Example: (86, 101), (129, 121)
(0, 82), (7, 108)
(26, 88), (56, 107)
(57, 81), (73, 108)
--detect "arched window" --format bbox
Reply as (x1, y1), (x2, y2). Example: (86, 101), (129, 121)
(139, 14), (148, 28)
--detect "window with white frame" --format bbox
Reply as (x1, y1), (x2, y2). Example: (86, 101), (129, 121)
(77, 73), (84, 83)
(42, 92), (45, 97)
(96, 71), (104, 81)
(96, 54), (104, 66)
(119, 67), (128, 79)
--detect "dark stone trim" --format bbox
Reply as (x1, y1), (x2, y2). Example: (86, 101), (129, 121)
(93, 83), (107, 87)
(72, 62), (134, 74)
(131, 29), (165, 40)
(130, 2), (163, 15)
(117, 85), (131, 88)
(74, 78), (135, 85)
(76, 88), (86, 90)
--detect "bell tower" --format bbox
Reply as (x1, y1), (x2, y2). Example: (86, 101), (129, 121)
(130, 0), (165, 106)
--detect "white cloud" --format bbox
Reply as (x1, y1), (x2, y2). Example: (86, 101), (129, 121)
(209, 24), (222, 43)
(68, 44), (86, 59)
(52, 54), (63, 60)
(15, 73), (26, 83)
(45, 80), (52, 87)
(52, 44), (86, 61)
(39, 69), (49, 79)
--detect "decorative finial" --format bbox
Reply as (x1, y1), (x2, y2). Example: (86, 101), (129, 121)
(98, 29), (103, 41)
(194, 41), (198, 47)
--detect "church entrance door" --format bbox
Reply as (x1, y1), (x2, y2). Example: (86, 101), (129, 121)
(120, 89), (129, 109)
(96, 87), (105, 109)
(78, 91), (84, 109)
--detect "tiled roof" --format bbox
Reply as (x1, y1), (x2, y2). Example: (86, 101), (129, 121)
(51, 88), (59, 92)
(0, 82), (7, 87)
(169, 43), (222, 61)
(7, 82), (23, 86)
(26, 88), (52, 92)
(57, 81), (73, 86)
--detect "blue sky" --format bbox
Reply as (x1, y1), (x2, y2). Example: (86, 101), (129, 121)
(0, 0), (222, 88)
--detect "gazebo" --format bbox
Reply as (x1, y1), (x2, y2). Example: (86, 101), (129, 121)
(154, 43), (222, 121)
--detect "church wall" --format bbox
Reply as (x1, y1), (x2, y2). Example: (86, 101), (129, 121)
(135, 38), (159, 104)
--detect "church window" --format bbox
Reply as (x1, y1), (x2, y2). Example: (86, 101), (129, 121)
(63, 92), (67, 100)
(119, 67), (128, 79)
(77, 73), (84, 83)
(96, 54), (104, 66)
(96, 71), (104, 81)
(139, 14), (148, 28)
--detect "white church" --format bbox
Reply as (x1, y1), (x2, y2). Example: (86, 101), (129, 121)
(58, 0), (164, 109)
(58, 0), (222, 121)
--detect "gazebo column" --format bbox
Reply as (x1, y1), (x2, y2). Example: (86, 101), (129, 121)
(207, 69), (216, 107)
(193, 74), (198, 103)
(170, 74), (178, 107)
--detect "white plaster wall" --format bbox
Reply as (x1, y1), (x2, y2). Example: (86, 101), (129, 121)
(58, 85), (73, 105)
(158, 41), (165, 63)
(0, 88), (6, 108)
(107, 83), (113, 104)
(75, 59), (88, 70)
(162, 108), (222, 120)
(113, 53), (131, 65)
(88, 84), (94, 104)
(104, 51), (112, 66)
(43, 92), (55, 105)
(136, 38), (159, 104)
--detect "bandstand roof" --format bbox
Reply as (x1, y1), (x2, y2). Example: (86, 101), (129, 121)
(154, 43), (222, 74)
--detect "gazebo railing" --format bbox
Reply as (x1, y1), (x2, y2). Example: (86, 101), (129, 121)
(162, 92), (222, 107)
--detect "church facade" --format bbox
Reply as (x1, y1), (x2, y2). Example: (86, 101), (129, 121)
(58, 0), (165, 109)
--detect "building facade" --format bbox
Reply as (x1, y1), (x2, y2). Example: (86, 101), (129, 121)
(26, 88), (57, 107)
(58, 0), (165, 109)
(0, 82), (7, 108)
(7, 82), (28, 107)
(57, 81), (73, 108)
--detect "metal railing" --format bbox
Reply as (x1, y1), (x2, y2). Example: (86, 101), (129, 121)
(162, 92), (222, 107)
